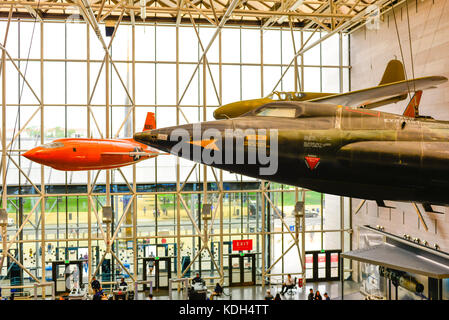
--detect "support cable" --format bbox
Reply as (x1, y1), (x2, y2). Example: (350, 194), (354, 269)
(405, 0), (416, 93)
(422, 0), (446, 74)
(390, 0), (411, 99)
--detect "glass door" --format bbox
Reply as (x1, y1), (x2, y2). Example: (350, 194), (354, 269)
(157, 258), (169, 288)
(318, 252), (326, 280)
(305, 253), (314, 279)
(228, 254), (256, 286)
(242, 254), (256, 285)
(305, 250), (341, 282)
(155, 257), (171, 290)
(229, 255), (241, 286)
(328, 252), (340, 280)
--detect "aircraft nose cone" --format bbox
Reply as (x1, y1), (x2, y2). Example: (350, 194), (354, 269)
(22, 149), (36, 160)
(134, 127), (193, 155)
(22, 148), (48, 164)
(133, 130), (156, 146)
(133, 131), (149, 143)
(134, 130), (169, 151)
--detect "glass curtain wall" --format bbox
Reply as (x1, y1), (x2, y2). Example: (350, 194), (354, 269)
(0, 19), (350, 293)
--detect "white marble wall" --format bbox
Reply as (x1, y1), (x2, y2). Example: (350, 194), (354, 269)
(351, 0), (449, 253)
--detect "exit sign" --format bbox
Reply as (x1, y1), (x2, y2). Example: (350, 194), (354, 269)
(233, 239), (253, 251)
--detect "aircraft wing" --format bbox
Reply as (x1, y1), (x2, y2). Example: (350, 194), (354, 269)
(337, 141), (449, 169)
(309, 76), (448, 109)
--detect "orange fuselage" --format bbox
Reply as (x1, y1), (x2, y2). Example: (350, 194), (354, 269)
(23, 138), (157, 171)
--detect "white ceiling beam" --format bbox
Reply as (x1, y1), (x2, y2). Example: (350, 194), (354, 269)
(24, 4), (43, 21)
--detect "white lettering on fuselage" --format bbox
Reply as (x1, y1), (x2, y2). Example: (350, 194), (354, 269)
(304, 135), (331, 148)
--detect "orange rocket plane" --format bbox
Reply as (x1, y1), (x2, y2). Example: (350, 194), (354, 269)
(22, 112), (164, 171)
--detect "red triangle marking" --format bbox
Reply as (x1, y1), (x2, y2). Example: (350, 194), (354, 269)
(305, 156), (320, 170)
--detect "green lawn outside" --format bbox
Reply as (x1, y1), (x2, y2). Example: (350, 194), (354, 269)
(5, 190), (322, 214)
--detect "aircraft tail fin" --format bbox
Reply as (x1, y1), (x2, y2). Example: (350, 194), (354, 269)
(143, 112), (156, 131)
(403, 90), (422, 118)
(379, 59), (406, 86)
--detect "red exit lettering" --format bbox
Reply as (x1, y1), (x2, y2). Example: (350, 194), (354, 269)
(232, 239), (253, 251)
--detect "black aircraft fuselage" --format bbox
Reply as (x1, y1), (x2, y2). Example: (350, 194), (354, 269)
(134, 101), (449, 206)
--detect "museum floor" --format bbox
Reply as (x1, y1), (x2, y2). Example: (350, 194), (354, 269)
(135, 280), (362, 300)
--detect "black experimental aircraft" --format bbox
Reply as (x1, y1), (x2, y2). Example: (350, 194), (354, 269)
(134, 75), (449, 210)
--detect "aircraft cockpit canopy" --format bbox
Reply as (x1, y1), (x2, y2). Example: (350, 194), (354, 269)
(255, 106), (298, 118)
(250, 101), (337, 119)
(270, 91), (305, 101)
(41, 141), (65, 149)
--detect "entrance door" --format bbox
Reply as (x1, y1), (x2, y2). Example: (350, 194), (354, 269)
(229, 255), (241, 286)
(228, 253), (256, 286)
(305, 250), (340, 282)
(51, 260), (83, 295)
(143, 257), (171, 291)
(242, 254), (255, 284)
(157, 243), (177, 273)
(157, 257), (170, 289)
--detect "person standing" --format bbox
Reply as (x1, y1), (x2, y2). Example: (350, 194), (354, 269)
(315, 290), (323, 300)
(148, 253), (155, 275)
(274, 293), (282, 301)
(308, 288), (314, 300)
(323, 292), (330, 300)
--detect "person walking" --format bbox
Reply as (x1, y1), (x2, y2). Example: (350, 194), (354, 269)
(148, 253), (155, 275)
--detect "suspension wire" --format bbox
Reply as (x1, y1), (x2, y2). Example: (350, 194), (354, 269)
(288, 16), (302, 92)
(405, 0), (416, 93)
(423, 0), (447, 73)
(390, 0), (412, 100)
